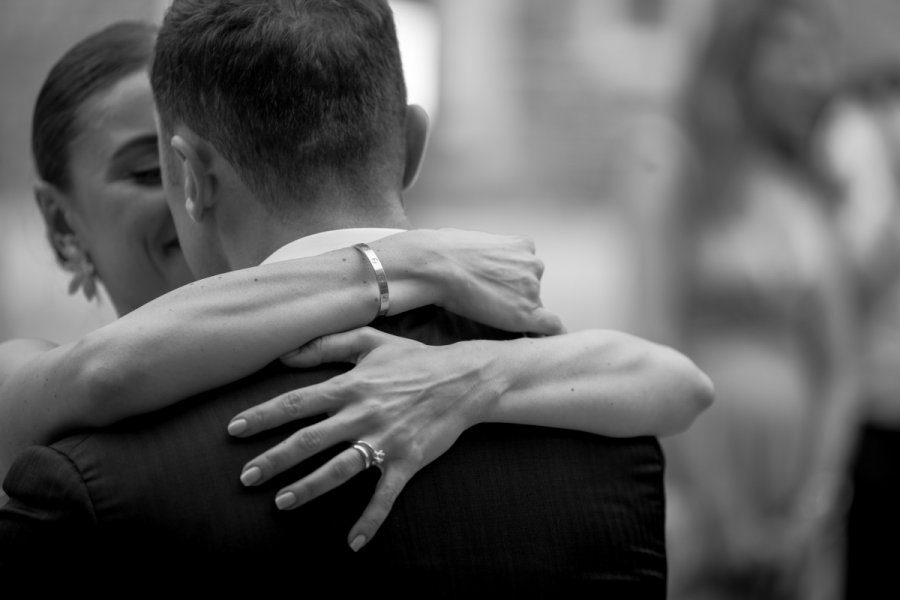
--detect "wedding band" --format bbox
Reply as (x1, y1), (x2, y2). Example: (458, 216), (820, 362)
(352, 440), (385, 470)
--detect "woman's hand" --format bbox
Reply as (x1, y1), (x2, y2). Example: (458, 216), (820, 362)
(227, 327), (504, 552)
(375, 228), (564, 336)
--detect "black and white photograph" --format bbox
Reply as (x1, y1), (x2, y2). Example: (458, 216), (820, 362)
(0, 1), (898, 598)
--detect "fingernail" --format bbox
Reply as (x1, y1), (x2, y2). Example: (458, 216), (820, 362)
(240, 466), (262, 486)
(350, 535), (367, 552)
(275, 492), (297, 510)
(227, 418), (248, 436)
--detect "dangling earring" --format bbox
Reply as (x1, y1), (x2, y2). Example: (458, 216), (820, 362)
(57, 235), (98, 301)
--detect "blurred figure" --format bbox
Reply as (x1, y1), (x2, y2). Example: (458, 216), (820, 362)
(626, 0), (862, 598)
(815, 66), (900, 600)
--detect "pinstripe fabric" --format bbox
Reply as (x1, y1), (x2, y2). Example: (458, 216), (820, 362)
(0, 307), (666, 597)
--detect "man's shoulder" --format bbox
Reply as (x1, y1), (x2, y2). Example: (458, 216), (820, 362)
(7, 308), (666, 590)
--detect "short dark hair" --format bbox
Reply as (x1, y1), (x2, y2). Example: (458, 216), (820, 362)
(32, 20), (158, 190)
(151, 0), (409, 213)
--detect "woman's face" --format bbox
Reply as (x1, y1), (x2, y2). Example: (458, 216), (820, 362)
(746, 5), (837, 144)
(63, 70), (194, 314)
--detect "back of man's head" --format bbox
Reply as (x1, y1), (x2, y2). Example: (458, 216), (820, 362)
(151, 0), (409, 215)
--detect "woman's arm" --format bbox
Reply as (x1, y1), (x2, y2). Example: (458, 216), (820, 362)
(483, 330), (713, 436)
(228, 326), (715, 550)
(0, 228), (560, 477)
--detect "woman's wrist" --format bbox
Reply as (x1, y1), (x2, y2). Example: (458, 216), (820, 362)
(448, 340), (510, 427)
(370, 230), (446, 314)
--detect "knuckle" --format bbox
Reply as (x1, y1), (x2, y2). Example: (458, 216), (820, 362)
(405, 443), (426, 466)
(316, 378), (345, 404)
(280, 390), (305, 417)
(359, 326), (382, 346)
(340, 378), (369, 405)
(292, 427), (324, 454)
(519, 236), (536, 254)
(355, 398), (386, 428)
(300, 336), (323, 359)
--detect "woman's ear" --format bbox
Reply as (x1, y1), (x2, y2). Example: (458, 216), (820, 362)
(34, 180), (79, 261)
(34, 180), (98, 299)
(402, 104), (430, 191)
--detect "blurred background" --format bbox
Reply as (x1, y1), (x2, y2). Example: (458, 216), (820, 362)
(4, 1), (900, 598)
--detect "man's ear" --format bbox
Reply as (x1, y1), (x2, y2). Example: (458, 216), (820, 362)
(402, 104), (430, 191)
(171, 134), (217, 223)
(34, 180), (81, 260)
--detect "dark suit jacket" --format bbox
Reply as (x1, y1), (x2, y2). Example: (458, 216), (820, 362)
(0, 307), (666, 598)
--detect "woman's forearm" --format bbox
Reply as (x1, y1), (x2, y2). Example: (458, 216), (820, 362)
(67, 246), (436, 425)
(0, 226), (557, 466)
(0, 240), (443, 457)
(482, 330), (714, 437)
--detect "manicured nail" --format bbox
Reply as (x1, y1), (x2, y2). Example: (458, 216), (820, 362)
(275, 492), (297, 510)
(240, 466), (262, 486)
(227, 418), (248, 436)
(350, 535), (367, 552)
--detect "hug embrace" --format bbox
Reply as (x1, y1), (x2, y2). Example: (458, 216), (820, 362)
(0, 1), (713, 597)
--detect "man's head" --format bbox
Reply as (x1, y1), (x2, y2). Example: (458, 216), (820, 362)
(151, 0), (427, 275)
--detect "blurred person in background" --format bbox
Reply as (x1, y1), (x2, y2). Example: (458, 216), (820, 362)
(815, 65), (900, 600)
(627, 0), (862, 598)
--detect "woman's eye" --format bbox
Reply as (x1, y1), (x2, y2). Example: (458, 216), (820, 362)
(131, 167), (162, 186)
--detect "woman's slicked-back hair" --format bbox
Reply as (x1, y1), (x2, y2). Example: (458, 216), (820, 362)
(151, 0), (409, 213)
(32, 20), (158, 190)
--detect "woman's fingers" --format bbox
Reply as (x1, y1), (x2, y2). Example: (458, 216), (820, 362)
(265, 446), (410, 554)
(525, 307), (565, 336)
(432, 232), (564, 336)
(268, 446), (373, 510)
(237, 414), (360, 486)
(279, 327), (402, 368)
(347, 468), (409, 552)
(227, 380), (343, 437)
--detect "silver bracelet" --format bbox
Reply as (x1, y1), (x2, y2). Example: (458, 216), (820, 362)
(353, 243), (390, 318)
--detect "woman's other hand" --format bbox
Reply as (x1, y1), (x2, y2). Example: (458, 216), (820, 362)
(227, 327), (504, 551)
(375, 228), (565, 336)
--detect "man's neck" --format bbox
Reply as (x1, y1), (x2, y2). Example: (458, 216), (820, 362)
(262, 226), (408, 264)
(220, 198), (412, 270)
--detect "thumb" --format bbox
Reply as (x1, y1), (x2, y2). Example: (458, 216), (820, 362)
(280, 327), (386, 368)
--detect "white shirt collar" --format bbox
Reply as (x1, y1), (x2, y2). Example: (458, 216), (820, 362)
(260, 228), (407, 264)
